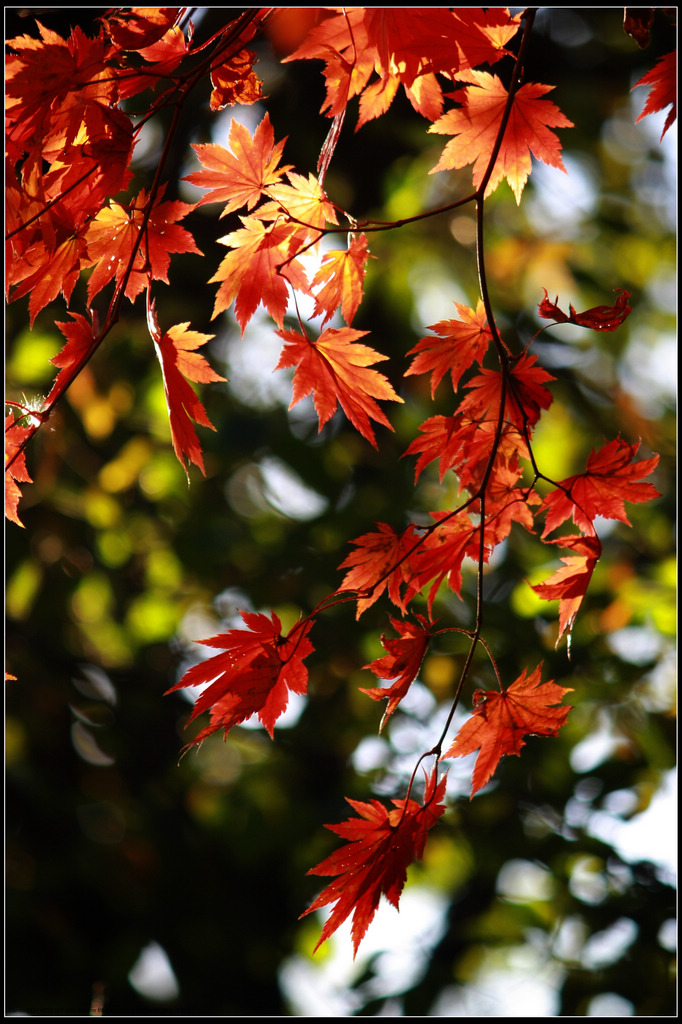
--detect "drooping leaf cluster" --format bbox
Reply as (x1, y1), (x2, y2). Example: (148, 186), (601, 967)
(5, 7), (670, 958)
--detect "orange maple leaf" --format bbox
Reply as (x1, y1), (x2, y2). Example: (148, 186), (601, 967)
(137, 23), (188, 69)
(337, 522), (422, 618)
(531, 534), (602, 648)
(539, 437), (660, 537)
(209, 49), (263, 111)
(102, 8), (180, 51)
(459, 352), (555, 431)
(8, 122), (134, 325)
(355, 8), (519, 126)
(301, 769), (447, 956)
(404, 414), (527, 489)
(185, 113), (292, 216)
(85, 186), (202, 304)
(7, 104), (133, 280)
(410, 511), (480, 614)
(262, 171), (338, 231)
(275, 327), (403, 447)
(442, 665), (573, 796)
(405, 299), (492, 397)
(404, 414), (464, 483)
(209, 216), (310, 330)
(429, 71), (574, 203)
(361, 614), (432, 728)
(361, 7), (517, 88)
(166, 611), (314, 748)
(10, 228), (90, 328)
(481, 460), (540, 545)
(311, 233), (372, 326)
(45, 312), (98, 406)
(633, 50), (676, 140)
(150, 313), (226, 477)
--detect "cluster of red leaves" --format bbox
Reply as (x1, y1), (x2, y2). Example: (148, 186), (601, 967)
(283, 8), (521, 127)
(5, 7), (266, 510)
(170, 270), (657, 946)
(7, 6), (665, 514)
(185, 110), (396, 446)
(5, 11), (187, 323)
(5, 7), (666, 958)
(174, 5), (586, 458)
(531, 437), (660, 646)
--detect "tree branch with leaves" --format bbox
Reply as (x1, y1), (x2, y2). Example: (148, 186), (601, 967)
(5, 6), (671, 961)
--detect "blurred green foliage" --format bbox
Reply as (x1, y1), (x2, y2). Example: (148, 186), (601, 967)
(6, 7), (676, 1016)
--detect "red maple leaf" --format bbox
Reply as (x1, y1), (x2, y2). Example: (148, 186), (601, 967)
(45, 312), (98, 406)
(539, 437), (660, 537)
(7, 107), (133, 290)
(355, 8), (520, 126)
(538, 288), (632, 331)
(361, 8), (517, 88)
(442, 665), (573, 796)
(102, 8), (180, 52)
(209, 49), (263, 111)
(166, 611), (314, 748)
(5, 413), (33, 527)
(311, 233), (372, 326)
(410, 511), (480, 614)
(404, 414), (464, 483)
(633, 50), (677, 140)
(532, 534), (602, 647)
(209, 216), (310, 330)
(459, 352), (555, 431)
(405, 299), (492, 397)
(148, 303), (226, 476)
(128, 24), (191, 92)
(9, 225), (91, 328)
(429, 71), (573, 203)
(85, 186), (202, 304)
(338, 522), (422, 618)
(186, 113), (292, 216)
(275, 327), (403, 447)
(460, 420), (530, 495)
(481, 460), (540, 545)
(138, 23), (188, 66)
(404, 414), (528, 488)
(361, 614), (432, 728)
(301, 769), (447, 956)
